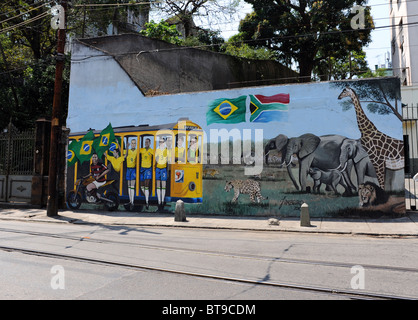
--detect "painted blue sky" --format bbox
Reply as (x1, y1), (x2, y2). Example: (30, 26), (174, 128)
(169, 81), (403, 142)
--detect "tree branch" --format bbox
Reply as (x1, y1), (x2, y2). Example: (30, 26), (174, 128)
(360, 99), (402, 121)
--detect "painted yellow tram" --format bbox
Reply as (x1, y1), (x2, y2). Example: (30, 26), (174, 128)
(67, 120), (203, 209)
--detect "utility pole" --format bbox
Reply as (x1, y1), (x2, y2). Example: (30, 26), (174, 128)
(47, 1), (67, 217)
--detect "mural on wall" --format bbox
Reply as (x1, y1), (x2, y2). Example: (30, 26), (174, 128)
(67, 62), (405, 217)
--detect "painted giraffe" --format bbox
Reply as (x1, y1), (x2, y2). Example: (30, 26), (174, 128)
(338, 86), (404, 189)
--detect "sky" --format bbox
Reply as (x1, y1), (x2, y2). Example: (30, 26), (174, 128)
(364, 0), (391, 70)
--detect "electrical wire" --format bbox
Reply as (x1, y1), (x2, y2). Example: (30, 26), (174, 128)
(0, 0), (51, 18)
(64, 1), (418, 37)
(0, 0), (412, 38)
(73, 1), (163, 7)
(0, 11), (49, 34)
(69, 0), (415, 9)
(0, 1), (52, 26)
(1, 1), (416, 72)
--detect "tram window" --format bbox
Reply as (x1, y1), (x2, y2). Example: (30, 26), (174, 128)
(175, 134), (186, 164)
(187, 134), (200, 164)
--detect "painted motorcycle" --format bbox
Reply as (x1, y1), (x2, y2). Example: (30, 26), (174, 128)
(66, 176), (119, 211)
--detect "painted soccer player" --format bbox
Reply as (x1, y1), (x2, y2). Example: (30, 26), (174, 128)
(125, 138), (138, 210)
(140, 138), (154, 210)
(155, 138), (168, 211)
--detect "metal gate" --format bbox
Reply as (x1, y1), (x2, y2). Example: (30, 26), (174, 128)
(0, 122), (35, 203)
(403, 104), (418, 210)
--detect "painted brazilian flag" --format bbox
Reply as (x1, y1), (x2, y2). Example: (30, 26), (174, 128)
(249, 93), (290, 123)
(67, 140), (81, 167)
(93, 123), (115, 158)
(77, 130), (95, 164)
(108, 136), (121, 154)
(206, 96), (247, 125)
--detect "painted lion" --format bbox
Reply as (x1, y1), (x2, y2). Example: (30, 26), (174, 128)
(358, 182), (389, 207)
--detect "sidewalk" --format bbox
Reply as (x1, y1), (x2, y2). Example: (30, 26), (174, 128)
(0, 205), (417, 237)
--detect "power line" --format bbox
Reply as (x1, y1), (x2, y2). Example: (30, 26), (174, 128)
(0, 11), (49, 34)
(69, 0), (397, 9)
(73, 1), (162, 7)
(65, 1), (418, 35)
(0, 0), (51, 18)
(0, 1), (52, 26)
(67, 19), (418, 62)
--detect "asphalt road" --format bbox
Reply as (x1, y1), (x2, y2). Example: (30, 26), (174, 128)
(0, 220), (417, 301)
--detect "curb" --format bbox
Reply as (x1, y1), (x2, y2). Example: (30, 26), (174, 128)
(1, 214), (417, 238)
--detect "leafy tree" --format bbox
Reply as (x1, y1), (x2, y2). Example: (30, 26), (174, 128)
(359, 67), (390, 79)
(139, 19), (182, 45)
(0, 56), (71, 131)
(69, 0), (154, 37)
(224, 36), (276, 60)
(154, 0), (240, 38)
(239, 0), (374, 82)
(0, 1), (70, 130)
(0, 0), (56, 60)
(314, 50), (369, 81)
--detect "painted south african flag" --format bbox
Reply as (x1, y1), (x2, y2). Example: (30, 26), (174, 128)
(249, 93), (290, 123)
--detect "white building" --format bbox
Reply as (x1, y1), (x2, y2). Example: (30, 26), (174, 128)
(391, 0), (418, 208)
(390, 0), (418, 101)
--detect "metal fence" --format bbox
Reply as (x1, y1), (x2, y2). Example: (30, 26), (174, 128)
(403, 104), (418, 210)
(0, 123), (35, 203)
(0, 123), (35, 176)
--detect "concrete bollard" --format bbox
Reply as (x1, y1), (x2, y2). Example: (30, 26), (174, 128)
(174, 200), (187, 222)
(300, 202), (311, 227)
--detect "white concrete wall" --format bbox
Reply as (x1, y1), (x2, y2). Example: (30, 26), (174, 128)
(68, 42), (403, 143)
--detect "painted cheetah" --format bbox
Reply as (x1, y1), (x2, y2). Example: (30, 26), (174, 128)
(224, 179), (268, 203)
(203, 168), (220, 177)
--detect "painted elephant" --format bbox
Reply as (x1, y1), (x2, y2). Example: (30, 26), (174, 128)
(264, 134), (288, 164)
(337, 138), (378, 187)
(265, 134), (356, 194)
(264, 134), (300, 189)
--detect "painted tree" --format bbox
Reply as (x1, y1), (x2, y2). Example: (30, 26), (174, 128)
(238, 0), (374, 82)
(332, 78), (402, 121)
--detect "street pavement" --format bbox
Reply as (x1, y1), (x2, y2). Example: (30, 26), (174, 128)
(0, 204), (417, 237)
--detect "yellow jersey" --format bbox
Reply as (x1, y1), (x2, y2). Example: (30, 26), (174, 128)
(106, 154), (124, 172)
(140, 147), (154, 168)
(155, 148), (168, 169)
(125, 149), (137, 168)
